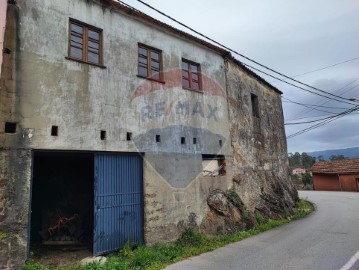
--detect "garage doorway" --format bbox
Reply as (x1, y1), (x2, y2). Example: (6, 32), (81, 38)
(29, 151), (144, 261)
(29, 152), (94, 261)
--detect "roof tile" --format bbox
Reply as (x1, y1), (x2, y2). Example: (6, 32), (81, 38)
(311, 158), (359, 174)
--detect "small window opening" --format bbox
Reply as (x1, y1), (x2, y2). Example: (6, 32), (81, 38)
(5, 122), (16, 133)
(193, 138), (197, 144)
(251, 93), (259, 118)
(202, 155), (226, 176)
(51, 126), (58, 136)
(156, 135), (161, 143)
(127, 132), (132, 141)
(219, 140), (223, 147)
(100, 130), (106, 140)
(181, 137), (186, 144)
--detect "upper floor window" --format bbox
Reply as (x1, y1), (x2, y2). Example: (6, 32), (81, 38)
(182, 59), (201, 91)
(138, 44), (162, 81)
(251, 93), (259, 118)
(68, 19), (103, 66)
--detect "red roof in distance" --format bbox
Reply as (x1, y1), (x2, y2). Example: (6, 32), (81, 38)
(311, 158), (359, 174)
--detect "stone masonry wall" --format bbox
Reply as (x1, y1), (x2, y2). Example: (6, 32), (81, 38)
(225, 59), (298, 219)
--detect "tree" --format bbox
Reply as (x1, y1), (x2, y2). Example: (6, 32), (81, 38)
(329, 155), (347, 161)
(301, 152), (316, 169)
(291, 174), (301, 184)
(288, 152), (316, 169)
(288, 152), (302, 167)
(317, 155), (324, 161)
(302, 173), (312, 186)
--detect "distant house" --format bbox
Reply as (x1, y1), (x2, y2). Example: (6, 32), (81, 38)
(311, 159), (359, 192)
(292, 168), (306, 175)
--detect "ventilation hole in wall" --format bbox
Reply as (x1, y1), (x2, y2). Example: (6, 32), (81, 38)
(219, 140), (223, 147)
(3, 48), (11, 54)
(156, 135), (161, 143)
(51, 125), (58, 136)
(5, 122), (16, 134)
(193, 138), (197, 144)
(127, 132), (132, 141)
(181, 137), (186, 144)
(100, 130), (106, 140)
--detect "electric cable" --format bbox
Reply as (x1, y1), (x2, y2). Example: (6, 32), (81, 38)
(130, 0), (359, 104)
(287, 105), (359, 138)
(285, 112), (359, 121)
(282, 97), (350, 110)
(242, 63), (358, 105)
(291, 79), (359, 118)
(272, 57), (359, 81)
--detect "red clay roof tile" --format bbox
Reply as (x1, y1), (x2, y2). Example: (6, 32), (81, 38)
(311, 158), (359, 174)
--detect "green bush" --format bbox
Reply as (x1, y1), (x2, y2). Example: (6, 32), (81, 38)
(129, 245), (161, 268)
(82, 262), (103, 270)
(0, 231), (7, 241)
(175, 228), (205, 247)
(255, 213), (265, 225)
(23, 261), (48, 270)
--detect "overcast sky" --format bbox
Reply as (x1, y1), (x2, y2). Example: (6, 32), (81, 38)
(123, 0), (359, 153)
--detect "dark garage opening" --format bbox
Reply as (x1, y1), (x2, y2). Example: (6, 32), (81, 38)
(30, 151), (94, 261)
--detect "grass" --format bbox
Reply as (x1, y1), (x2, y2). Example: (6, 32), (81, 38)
(0, 231), (7, 241)
(24, 199), (314, 270)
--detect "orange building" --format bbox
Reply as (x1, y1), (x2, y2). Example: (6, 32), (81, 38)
(312, 158), (359, 192)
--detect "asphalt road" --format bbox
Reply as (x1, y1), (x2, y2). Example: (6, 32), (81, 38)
(166, 191), (359, 270)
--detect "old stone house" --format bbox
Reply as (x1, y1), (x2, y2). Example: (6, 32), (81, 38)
(0, 0), (297, 268)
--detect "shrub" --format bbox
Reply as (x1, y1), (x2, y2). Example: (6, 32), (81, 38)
(23, 261), (48, 270)
(255, 213), (265, 225)
(175, 228), (205, 247)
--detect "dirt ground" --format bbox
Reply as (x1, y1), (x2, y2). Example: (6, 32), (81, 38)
(30, 245), (92, 267)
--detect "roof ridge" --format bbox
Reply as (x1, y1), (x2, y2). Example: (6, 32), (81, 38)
(100, 0), (282, 95)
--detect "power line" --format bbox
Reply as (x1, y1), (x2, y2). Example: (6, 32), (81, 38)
(283, 102), (341, 114)
(287, 108), (357, 138)
(132, 0), (359, 105)
(285, 112), (359, 121)
(242, 63), (358, 105)
(282, 97), (350, 110)
(291, 79), (359, 119)
(285, 113), (337, 121)
(287, 105), (359, 139)
(286, 117), (337, 125)
(285, 113), (349, 125)
(271, 57), (359, 82)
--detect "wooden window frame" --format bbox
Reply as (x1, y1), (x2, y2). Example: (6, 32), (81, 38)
(67, 18), (104, 67)
(182, 59), (202, 92)
(137, 43), (163, 82)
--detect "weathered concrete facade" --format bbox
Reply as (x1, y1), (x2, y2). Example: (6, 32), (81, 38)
(0, 0), (297, 268)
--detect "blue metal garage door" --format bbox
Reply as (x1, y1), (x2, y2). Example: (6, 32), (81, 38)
(94, 153), (144, 255)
